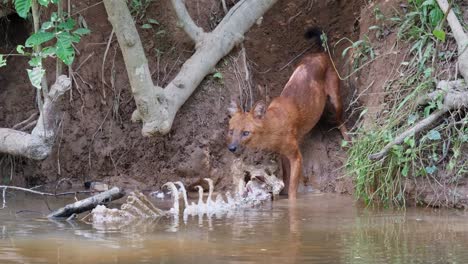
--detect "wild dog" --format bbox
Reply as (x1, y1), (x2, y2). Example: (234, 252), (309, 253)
(227, 28), (350, 199)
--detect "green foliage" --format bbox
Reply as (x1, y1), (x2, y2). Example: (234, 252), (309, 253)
(9, 2), (91, 88)
(213, 72), (223, 79)
(14, 0), (31, 18)
(129, 0), (152, 20)
(347, 0), (467, 207)
(25, 32), (55, 47)
(13, 0), (59, 18)
(0, 55), (6, 67)
(26, 67), (45, 89)
(340, 36), (375, 69)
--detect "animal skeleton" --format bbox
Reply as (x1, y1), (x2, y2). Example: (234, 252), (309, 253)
(85, 175), (284, 227)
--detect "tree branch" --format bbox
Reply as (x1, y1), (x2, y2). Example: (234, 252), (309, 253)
(104, 0), (278, 136)
(47, 187), (125, 218)
(0, 76), (71, 160)
(369, 87), (468, 161)
(368, 110), (446, 160)
(170, 0), (205, 45)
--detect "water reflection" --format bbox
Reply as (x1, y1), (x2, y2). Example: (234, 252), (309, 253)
(1, 192), (468, 263)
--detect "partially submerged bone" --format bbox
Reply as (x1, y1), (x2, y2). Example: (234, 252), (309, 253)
(86, 164), (284, 228)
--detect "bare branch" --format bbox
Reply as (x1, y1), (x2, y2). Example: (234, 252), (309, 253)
(0, 185), (95, 197)
(12, 112), (39, 130)
(47, 187), (125, 218)
(369, 110), (446, 160)
(170, 0), (205, 44)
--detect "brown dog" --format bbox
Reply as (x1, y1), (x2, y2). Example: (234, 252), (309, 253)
(226, 28), (350, 199)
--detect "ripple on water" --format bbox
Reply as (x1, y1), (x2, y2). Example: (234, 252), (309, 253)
(1, 192), (468, 263)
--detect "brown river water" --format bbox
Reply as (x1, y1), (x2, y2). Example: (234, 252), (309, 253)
(1, 192), (468, 264)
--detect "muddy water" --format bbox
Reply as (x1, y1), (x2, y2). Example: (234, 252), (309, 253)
(1, 193), (468, 264)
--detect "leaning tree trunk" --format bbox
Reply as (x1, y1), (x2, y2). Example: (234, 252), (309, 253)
(436, 0), (468, 83)
(0, 76), (71, 159)
(103, 0), (278, 136)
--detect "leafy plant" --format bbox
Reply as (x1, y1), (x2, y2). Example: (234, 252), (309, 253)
(0, 55), (6, 67)
(346, 0), (466, 207)
(340, 36), (375, 69)
(212, 71), (223, 83)
(3, 0), (91, 88)
(129, 0), (153, 20)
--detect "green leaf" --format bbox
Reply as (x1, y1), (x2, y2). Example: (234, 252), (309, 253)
(56, 40), (75, 65)
(426, 129), (441, 140)
(213, 72), (223, 79)
(56, 31), (73, 45)
(404, 136), (415, 148)
(41, 21), (54, 31)
(147, 18), (159, 24)
(25, 32), (55, 47)
(41, 46), (56, 57)
(16, 45), (25, 54)
(56, 32), (75, 64)
(141, 24), (152, 29)
(341, 140), (349, 147)
(73, 28), (91, 36)
(429, 8), (443, 27)
(28, 56), (42, 67)
(421, 0), (435, 7)
(50, 12), (59, 22)
(407, 113), (419, 125)
(0, 55), (6, 67)
(402, 164), (409, 177)
(71, 34), (81, 43)
(352, 40), (364, 48)
(389, 17), (401, 22)
(432, 29), (446, 42)
(26, 66), (45, 89)
(342, 46), (353, 58)
(425, 165), (437, 175)
(358, 108), (368, 120)
(423, 67), (433, 78)
(58, 18), (76, 30)
(38, 0), (50, 7)
(14, 0), (32, 18)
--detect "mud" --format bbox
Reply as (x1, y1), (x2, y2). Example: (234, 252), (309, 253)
(0, 0), (365, 193)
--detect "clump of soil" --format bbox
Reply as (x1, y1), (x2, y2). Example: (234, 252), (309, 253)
(0, 0), (364, 193)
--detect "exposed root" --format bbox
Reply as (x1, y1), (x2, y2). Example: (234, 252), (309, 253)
(103, 0), (278, 136)
(0, 76), (71, 160)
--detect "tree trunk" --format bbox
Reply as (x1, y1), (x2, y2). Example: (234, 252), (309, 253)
(436, 0), (468, 83)
(0, 76), (71, 160)
(103, 0), (278, 136)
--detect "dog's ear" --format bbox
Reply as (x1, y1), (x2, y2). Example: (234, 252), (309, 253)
(252, 101), (266, 119)
(228, 99), (241, 116)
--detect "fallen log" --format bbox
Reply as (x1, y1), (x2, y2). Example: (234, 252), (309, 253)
(47, 187), (125, 219)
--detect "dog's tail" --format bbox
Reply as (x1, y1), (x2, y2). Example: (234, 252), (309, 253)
(304, 27), (325, 52)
